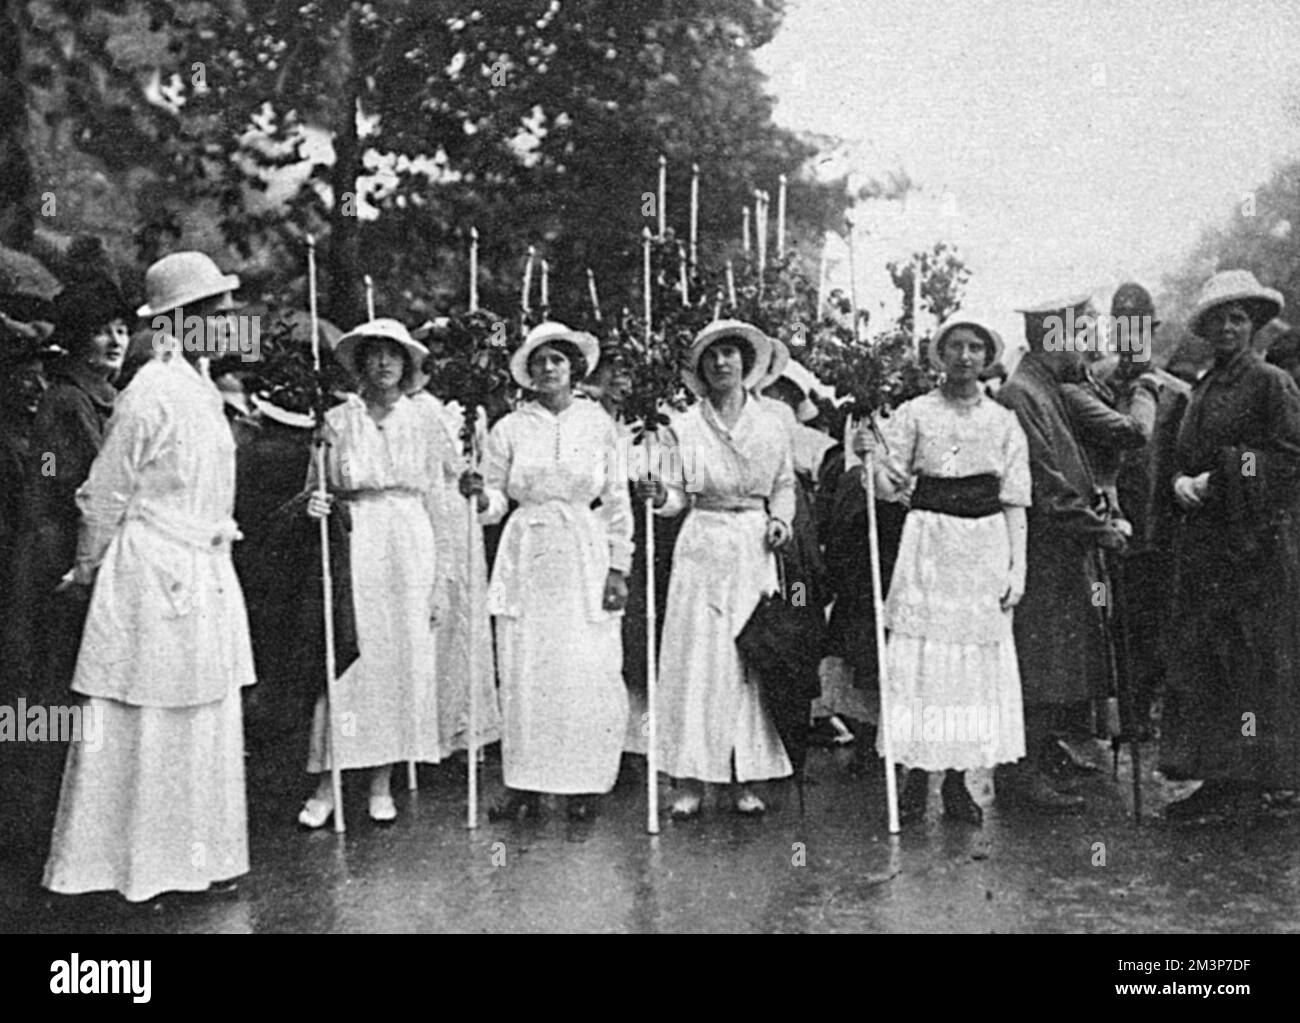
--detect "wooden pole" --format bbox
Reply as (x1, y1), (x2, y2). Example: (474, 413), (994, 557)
(864, 446), (900, 835)
(645, 492), (660, 835)
(308, 235), (346, 834)
(466, 431), (480, 829)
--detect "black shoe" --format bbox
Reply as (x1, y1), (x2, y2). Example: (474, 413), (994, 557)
(1042, 738), (1102, 778)
(941, 771), (983, 825)
(1164, 781), (1257, 821)
(488, 789), (542, 822)
(899, 768), (929, 823)
(566, 795), (599, 822)
(997, 765), (1085, 814)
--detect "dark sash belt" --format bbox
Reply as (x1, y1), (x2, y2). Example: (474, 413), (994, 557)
(910, 473), (1003, 519)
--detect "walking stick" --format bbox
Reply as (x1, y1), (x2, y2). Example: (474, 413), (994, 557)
(1102, 548), (1143, 821)
(863, 428), (900, 834)
(308, 236), (346, 834)
(466, 428), (480, 829)
(645, 491), (660, 835)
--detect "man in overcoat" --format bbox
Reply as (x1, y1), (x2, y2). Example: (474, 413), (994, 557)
(997, 295), (1129, 811)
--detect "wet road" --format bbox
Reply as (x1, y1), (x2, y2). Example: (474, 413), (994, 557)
(4, 741), (1300, 933)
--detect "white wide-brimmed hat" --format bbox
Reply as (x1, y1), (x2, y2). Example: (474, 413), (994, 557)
(682, 319), (773, 397)
(335, 318), (431, 393)
(928, 314), (1005, 368)
(510, 321), (600, 389)
(756, 334), (791, 391)
(136, 251), (241, 318)
(1190, 270), (1284, 338)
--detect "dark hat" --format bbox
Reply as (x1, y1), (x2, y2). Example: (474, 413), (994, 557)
(51, 276), (133, 354)
(1111, 282), (1158, 325)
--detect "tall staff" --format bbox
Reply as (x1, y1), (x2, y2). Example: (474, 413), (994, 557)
(641, 225), (660, 835)
(465, 229), (481, 828)
(863, 428), (900, 834)
(307, 235), (346, 834)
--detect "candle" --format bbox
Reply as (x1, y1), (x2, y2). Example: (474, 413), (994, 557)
(587, 267), (601, 322)
(522, 245), (535, 313)
(755, 190), (767, 276)
(469, 226), (479, 313)
(689, 163), (700, 266)
(726, 260), (737, 308)
(816, 237), (828, 319)
(658, 154), (667, 240)
(364, 274), (376, 320)
(678, 244), (689, 307)
(642, 228), (653, 341)
(540, 258), (549, 309)
(742, 208), (751, 255)
(777, 174), (787, 258)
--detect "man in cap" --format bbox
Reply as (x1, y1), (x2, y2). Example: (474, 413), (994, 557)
(1095, 284), (1191, 736)
(997, 295), (1129, 812)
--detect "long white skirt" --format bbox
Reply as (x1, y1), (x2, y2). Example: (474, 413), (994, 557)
(656, 509), (792, 784)
(307, 493), (441, 772)
(43, 692), (248, 902)
(876, 509), (1026, 771)
(494, 512), (627, 794)
(434, 501), (501, 759)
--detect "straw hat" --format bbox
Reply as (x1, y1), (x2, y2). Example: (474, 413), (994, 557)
(510, 321), (600, 389)
(1189, 270), (1283, 338)
(136, 252), (240, 318)
(682, 319), (773, 397)
(928, 314), (1005, 368)
(334, 318), (431, 393)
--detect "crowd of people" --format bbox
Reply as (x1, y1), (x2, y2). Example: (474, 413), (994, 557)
(2, 239), (1300, 905)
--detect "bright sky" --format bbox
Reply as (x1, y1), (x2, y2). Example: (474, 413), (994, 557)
(756, 0), (1300, 341)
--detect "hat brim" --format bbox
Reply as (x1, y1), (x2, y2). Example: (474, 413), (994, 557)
(756, 336), (791, 391)
(683, 321), (773, 397)
(928, 317), (1005, 369)
(1190, 292), (1283, 338)
(136, 274), (241, 318)
(510, 328), (600, 389)
(335, 329), (431, 395)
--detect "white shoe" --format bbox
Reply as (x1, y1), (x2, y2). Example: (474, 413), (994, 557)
(297, 796), (333, 829)
(368, 794), (398, 823)
(669, 792), (702, 820)
(735, 791), (766, 815)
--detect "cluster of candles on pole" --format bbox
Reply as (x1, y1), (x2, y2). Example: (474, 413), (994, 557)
(505, 157), (793, 330)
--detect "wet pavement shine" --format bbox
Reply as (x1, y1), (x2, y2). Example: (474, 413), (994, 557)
(4, 741), (1299, 934)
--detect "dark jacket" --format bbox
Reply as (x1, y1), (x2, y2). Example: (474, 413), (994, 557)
(998, 354), (1109, 706)
(1160, 349), (1300, 786)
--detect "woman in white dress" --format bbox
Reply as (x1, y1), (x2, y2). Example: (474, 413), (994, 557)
(409, 389), (501, 761)
(297, 319), (452, 826)
(637, 320), (795, 820)
(855, 315), (1030, 824)
(43, 251), (256, 902)
(460, 322), (632, 822)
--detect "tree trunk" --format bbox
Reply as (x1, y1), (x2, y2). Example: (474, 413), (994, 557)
(325, 2), (362, 327)
(0, 0), (35, 249)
